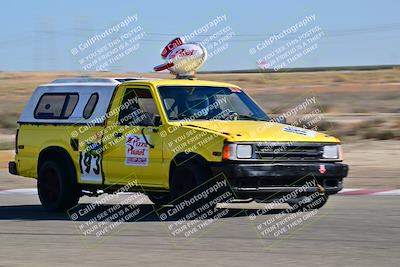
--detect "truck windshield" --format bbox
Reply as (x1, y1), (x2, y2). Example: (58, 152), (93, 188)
(158, 86), (270, 121)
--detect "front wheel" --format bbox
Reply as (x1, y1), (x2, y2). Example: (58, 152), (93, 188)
(170, 161), (222, 211)
(38, 161), (80, 212)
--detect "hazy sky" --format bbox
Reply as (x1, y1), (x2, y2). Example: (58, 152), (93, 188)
(1, 0), (399, 72)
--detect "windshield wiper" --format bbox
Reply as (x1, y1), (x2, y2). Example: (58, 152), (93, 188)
(175, 114), (211, 120)
(175, 114), (269, 122)
(236, 114), (269, 121)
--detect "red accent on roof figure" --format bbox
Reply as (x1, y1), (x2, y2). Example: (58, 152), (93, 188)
(154, 37), (207, 77)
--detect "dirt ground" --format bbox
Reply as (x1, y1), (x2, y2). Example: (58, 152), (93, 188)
(343, 140), (399, 188)
(0, 70), (399, 189)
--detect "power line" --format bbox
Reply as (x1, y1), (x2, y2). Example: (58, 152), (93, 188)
(64, 22), (400, 37)
(2, 22), (400, 47)
(147, 22), (400, 37)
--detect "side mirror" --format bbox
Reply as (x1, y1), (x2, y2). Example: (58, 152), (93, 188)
(153, 115), (162, 127)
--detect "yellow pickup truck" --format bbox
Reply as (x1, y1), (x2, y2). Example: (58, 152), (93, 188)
(8, 77), (348, 212)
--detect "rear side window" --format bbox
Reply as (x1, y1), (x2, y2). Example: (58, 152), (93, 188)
(34, 93), (79, 119)
(83, 93), (99, 119)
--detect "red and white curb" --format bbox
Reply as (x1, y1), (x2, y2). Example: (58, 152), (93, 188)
(1, 188), (400, 196)
(337, 188), (400, 196)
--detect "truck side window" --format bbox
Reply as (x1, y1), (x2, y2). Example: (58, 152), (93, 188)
(118, 88), (159, 126)
(34, 93), (79, 119)
(83, 93), (99, 119)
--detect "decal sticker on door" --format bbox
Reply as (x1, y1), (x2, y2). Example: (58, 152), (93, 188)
(126, 134), (149, 166)
(79, 143), (103, 183)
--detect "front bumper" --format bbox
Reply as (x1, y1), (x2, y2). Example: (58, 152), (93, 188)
(210, 162), (348, 199)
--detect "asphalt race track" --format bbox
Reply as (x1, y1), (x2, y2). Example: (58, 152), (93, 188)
(0, 193), (399, 266)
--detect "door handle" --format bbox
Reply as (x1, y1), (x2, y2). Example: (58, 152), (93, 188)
(141, 128), (154, 148)
(114, 132), (123, 138)
(70, 138), (79, 151)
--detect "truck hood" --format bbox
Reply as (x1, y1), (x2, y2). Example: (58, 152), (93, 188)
(181, 120), (339, 143)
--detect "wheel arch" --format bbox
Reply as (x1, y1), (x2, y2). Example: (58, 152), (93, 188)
(38, 146), (77, 182)
(169, 152), (211, 187)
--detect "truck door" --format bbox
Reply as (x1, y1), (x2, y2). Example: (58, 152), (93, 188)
(102, 85), (166, 188)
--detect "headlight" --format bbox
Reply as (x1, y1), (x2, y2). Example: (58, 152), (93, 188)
(237, 145), (252, 159)
(322, 145), (340, 159)
(222, 144), (252, 160)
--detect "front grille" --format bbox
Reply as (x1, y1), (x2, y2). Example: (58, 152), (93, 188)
(255, 143), (324, 162)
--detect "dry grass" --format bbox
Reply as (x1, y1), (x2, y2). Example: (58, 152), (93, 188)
(0, 69), (399, 140)
(1, 70), (399, 190)
(314, 118), (400, 141)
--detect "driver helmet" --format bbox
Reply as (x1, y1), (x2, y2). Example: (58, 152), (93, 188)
(185, 91), (210, 116)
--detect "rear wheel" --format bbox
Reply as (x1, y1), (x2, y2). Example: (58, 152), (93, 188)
(38, 161), (80, 212)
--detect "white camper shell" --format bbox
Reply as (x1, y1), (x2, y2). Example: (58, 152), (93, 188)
(18, 77), (149, 125)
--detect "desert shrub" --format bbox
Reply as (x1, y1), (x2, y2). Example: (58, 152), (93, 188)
(316, 120), (339, 131)
(0, 114), (18, 129)
(363, 128), (396, 140)
(0, 140), (14, 150)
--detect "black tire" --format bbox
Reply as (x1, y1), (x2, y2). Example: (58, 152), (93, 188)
(170, 161), (218, 211)
(289, 194), (329, 212)
(38, 161), (80, 212)
(147, 192), (171, 206)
